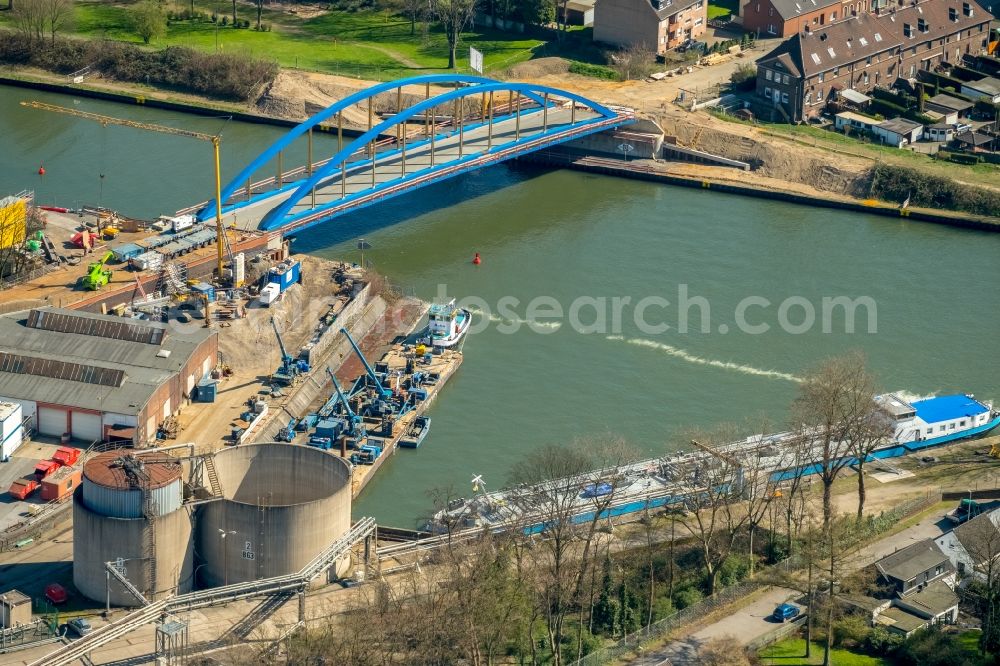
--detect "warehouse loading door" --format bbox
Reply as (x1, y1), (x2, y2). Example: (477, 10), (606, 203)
(37, 407), (66, 437)
(71, 412), (102, 443)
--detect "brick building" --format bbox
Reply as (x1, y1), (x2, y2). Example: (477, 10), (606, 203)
(754, 0), (992, 122)
(593, 0), (708, 53)
(742, 0), (875, 38)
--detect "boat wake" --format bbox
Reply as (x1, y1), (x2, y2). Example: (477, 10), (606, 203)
(468, 308), (563, 330)
(607, 335), (803, 383)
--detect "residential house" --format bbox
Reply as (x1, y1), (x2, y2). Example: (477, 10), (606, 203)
(754, 0), (992, 122)
(961, 76), (1000, 101)
(565, 0), (596, 25)
(935, 508), (1000, 579)
(835, 110), (880, 131)
(873, 539), (960, 635)
(873, 116), (924, 145)
(593, 0), (707, 54)
(926, 92), (975, 123)
(926, 121), (957, 140)
(877, 539), (956, 595)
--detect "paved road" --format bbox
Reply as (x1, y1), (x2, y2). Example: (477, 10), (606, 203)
(626, 506), (950, 665)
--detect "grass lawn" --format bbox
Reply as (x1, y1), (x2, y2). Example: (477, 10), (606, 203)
(758, 639), (892, 666)
(0, 0), (547, 79)
(708, 0), (739, 19)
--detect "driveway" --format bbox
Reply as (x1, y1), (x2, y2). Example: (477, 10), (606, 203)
(630, 586), (801, 665)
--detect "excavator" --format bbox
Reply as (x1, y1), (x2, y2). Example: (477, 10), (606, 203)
(81, 251), (114, 290)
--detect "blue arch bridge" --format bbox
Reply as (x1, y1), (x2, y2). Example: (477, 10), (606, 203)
(186, 75), (635, 235)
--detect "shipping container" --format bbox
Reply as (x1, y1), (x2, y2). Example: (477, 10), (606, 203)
(192, 282), (215, 303)
(132, 251), (163, 272)
(40, 467), (82, 501)
(196, 379), (218, 403)
(169, 214), (196, 233)
(258, 283), (280, 306)
(268, 260), (301, 293)
(0, 402), (23, 461)
(112, 243), (145, 262)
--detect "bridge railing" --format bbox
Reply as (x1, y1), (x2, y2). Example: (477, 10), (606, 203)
(177, 96), (544, 218)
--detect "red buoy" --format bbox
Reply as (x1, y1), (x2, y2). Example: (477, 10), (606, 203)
(37, 165), (46, 176)
(472, 252), (481, 265)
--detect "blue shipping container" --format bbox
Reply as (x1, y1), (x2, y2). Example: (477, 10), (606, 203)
(113, 243), (145, 262)
(268, 260), (301, 293)
(192, 282), (216, 303)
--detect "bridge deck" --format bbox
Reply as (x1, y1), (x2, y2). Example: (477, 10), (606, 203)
(225, 105), (616, 233)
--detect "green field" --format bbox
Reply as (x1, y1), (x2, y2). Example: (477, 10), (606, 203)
(758, 639), (892, 666)
(0, 0), (548, 79)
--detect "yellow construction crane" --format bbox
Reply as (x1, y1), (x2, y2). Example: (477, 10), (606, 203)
(20, 100), (228, 280)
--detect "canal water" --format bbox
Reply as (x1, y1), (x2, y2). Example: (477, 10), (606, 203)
(2, 87), (998, 527)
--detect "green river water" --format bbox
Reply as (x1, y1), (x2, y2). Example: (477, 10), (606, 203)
(1, 87), (998, 527)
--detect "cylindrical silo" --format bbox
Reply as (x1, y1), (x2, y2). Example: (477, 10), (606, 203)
(73, 451), (194, 606)
(197, 443), (352, 587)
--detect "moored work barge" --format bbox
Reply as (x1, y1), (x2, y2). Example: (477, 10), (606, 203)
(430, 392), (999, 534)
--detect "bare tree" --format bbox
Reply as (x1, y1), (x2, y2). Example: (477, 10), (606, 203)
(231, 0), (237, 25)
(432, 0), (478, 69)
(678, 426), (753, 595)
(507, 440), (633, 666)
(838, 356), (892, 521)
(609, 44), (655, 81)
(40, 0), (72, 45)
(793, 352), (876, 530)
(11, 0), (46, 42)
(956, 511), (1000, 654)
(402, 0), (424, 34)
(254, 0), (263, 30)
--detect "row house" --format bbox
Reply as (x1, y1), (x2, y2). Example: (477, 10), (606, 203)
(754, 0), (993, 122)
(742, 0), (878, 38)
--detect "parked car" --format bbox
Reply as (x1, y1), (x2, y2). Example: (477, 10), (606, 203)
(66, 618), (93, 636)
(772, 603), (801, 622)
(45, 583), (68, 605)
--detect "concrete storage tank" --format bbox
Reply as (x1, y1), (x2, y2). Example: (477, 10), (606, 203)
(198, 443), (352, 587)
(74, 451), (194, 606)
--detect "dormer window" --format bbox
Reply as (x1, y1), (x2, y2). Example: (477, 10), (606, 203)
(903, 22), (913, 36)
(963, 1), (974, 15)
(918, 17), (927, 31)
(949, 7), (958, 20)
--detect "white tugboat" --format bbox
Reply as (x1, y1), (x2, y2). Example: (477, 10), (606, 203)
(419, 299), (472, 349)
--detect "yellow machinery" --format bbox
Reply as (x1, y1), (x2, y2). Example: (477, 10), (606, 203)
(20, 101), (228, 280)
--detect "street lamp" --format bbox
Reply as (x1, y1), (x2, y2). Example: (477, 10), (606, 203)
(218, 529), (236, 586)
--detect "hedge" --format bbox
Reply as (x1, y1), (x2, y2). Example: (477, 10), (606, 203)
(0, 31), (277, 102)
(568, 61), (619, 80)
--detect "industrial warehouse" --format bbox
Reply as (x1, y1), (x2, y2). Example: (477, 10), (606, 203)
(0, 307), (217, 446)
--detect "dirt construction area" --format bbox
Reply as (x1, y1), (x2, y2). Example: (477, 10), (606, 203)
(174, 254), (359, 452)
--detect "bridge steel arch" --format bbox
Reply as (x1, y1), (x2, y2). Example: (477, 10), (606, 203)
(258, 81), (628, 231)
(197, 74), (548, 222)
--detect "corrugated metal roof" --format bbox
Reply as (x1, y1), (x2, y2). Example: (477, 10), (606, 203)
(0, 308), (214, 416)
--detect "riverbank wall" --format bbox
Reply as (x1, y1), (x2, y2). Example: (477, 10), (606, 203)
(521, 148), (1000, 232)
(0, 74), (365, 137)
